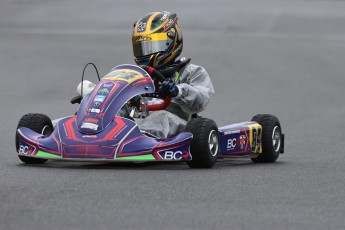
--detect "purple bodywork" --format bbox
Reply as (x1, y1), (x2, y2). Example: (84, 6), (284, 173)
(16, 64), (261, 162)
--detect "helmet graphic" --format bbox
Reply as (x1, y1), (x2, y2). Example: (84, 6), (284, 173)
(132, 11), (183, 69)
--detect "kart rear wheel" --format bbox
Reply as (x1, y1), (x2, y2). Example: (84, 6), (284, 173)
(16, 113), (53, 164)
(185, 117), (219, 168)
(251, 114), (282, 163)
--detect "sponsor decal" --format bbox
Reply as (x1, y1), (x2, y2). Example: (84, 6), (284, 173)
(131, 78), (148, 88)
(85, 118), (98, 124)
(135, 36), (151, 42)
(158, 150), (189, 160)
(98, 88), (110, 94)
(94, 101), (101, 108)
(251, 128), (261, 152)
(81, 122), (99, 131)
(94, 95), (106, 102)
(239, 135), (247, 150)
(227, 138), (237, 150)
(224, 129), (240, 135)
(105, 70), (139, 80)
(226, 134), (248, 151)
(18, 145), (34, 155)
(163, 19), (174, 30)
(89, 108), (101, 114)
(102, 83), (114, 88)
(104, 70), (142, 82)
(82, 135), (97, 138)
(160, 13), (168, 22)
(117, 72), (138, 80)
(137, 21), (147, 32)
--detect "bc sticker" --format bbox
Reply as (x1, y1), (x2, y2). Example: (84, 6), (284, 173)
(158, 150), (190, 160)
(18, 145), (34, 155)
(227, 138), (236, 150)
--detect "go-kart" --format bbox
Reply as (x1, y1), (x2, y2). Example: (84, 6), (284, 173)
(15, 64), (284, 168)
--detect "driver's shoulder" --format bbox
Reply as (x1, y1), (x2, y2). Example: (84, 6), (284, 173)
(179, 63), (208, 82)
(176, 57), (205, 74)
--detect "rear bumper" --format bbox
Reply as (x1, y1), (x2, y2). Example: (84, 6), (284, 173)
(280, 133), (285, 154)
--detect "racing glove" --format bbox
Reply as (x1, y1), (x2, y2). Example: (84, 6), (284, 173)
(158, 80), (179, 97)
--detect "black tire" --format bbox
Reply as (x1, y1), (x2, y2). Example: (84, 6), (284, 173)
(15, 113), (53, 164)
(185, 117), (219, 168)
(251, 114), (282, 163)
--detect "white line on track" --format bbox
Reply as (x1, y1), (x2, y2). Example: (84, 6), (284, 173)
(2, 27), (345, 42)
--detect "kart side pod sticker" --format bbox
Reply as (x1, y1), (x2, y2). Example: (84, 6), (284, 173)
(18, 140), (37, 156)
(158, 150), (190, 160)
(154, 144), (192, 161)
(248, 124), (262, 154)
(18, 144), (35, 155)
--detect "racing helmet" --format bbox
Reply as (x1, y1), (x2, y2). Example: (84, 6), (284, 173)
(132, 11), (183, 69)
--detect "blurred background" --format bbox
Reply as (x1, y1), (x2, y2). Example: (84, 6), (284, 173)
(1, 0), (344, 229)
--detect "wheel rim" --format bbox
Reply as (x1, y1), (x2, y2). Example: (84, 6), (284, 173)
(272, 126), (281, 152)
(41, 125), (52, 137)
(208, 130), (219, 157)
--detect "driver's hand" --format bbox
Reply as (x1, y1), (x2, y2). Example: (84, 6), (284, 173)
(158, 80), (179, 97)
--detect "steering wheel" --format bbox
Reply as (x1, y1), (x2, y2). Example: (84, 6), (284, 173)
(140, 65), (166, 86)
(140, 65), (172, 111)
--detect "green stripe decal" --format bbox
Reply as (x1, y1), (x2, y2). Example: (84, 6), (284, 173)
(116, 154), (155, 161)
(36, 151), (62, 159)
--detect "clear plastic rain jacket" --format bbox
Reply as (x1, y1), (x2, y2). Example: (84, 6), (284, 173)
(137, 59), (215, 138)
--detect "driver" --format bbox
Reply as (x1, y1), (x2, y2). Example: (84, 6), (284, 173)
(132, 11), (215, 138)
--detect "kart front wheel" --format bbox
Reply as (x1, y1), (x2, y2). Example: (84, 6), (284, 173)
(16, 113), (53, 164)
(185, 117), (219, 168)
(251, 114), (283, 163)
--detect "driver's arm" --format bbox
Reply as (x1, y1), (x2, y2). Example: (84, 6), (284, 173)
(174, 64), (215, 114)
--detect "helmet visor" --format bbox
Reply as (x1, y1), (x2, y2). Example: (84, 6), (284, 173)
(133, 33), (172, 57)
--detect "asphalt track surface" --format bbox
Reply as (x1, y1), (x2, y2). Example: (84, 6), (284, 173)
(1, 0), (345, 229)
